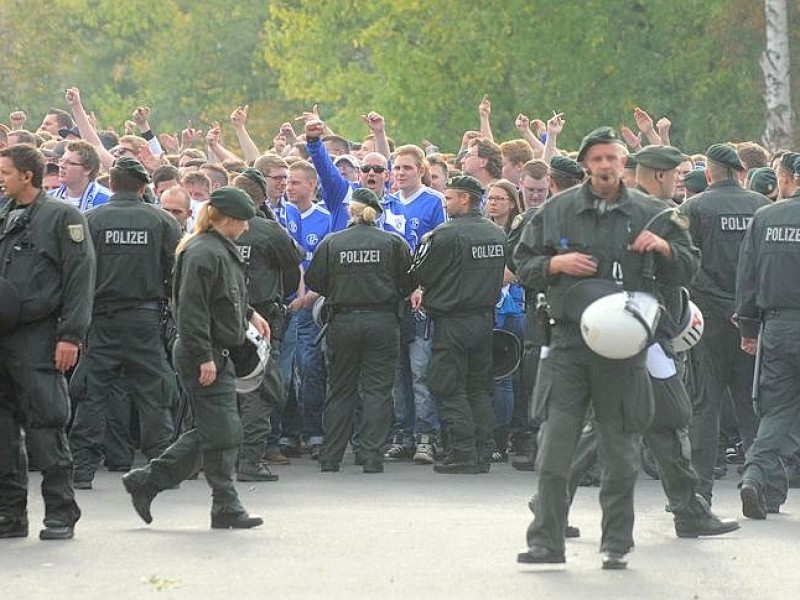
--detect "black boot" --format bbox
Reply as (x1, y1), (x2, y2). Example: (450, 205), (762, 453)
(674, 494), (740, 537)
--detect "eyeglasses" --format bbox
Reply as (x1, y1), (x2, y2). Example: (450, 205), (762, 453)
(265, 174), (288, 182)
(361, 165), (386, 174)
(486, 195), (511, 203)
(58, 160), (84, 168)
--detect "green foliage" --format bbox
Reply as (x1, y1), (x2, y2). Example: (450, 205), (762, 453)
(0, 0), (797, 153)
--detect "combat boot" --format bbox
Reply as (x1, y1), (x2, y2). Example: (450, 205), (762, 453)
(0, 514), (28, 538)
(39, 524), (74, 540)
(517, 545), (565, 564)
(122, 469), (157, 524)
(674, 494), (740, 538)
(740, 480), (767, 520)
(211, 512), (263, 529)
(237, 461), (279, 482)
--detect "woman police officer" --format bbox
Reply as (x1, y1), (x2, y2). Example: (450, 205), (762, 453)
(305, 188), (414, 473)
(122, 187), (270, 529)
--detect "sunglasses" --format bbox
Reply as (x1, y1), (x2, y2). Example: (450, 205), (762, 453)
(360, 165), (386, 174)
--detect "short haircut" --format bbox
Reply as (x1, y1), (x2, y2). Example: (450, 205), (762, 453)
(222, 159), (247, 174)
(66, 139), (101, 180)
(110, 164), (146, 193)
(394, 144), (426, 167)
(9, 129), (37, 146)
(160, 185), (191, 209)
(181, 171), (211, 190)
(233, 174), (267, 206)
(200, 162), (229, 189)
(181, 158), (206, 170)
(0, 144), (45, 188)
(322, 134), (350, 155)
(47, 108), (75, 130)
(118, 135), (148, 154)
(736, 142), (769, 170)
(363, 133), (396, 153)
(152, 164), (180, 187)
(522, 159), (550, 180)
(179, 147), (206, 161)
(289, 159), (318, 182)
(500, 139), (534, 167)
(469, 137), (503, 179)
(428, 154), (449, 178)
(254, 153), (288, 176)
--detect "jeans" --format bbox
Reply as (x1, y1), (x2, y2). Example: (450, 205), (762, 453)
(295, 307), (326, 445)
(492, 312), (525, 428)
(269, 310), (297, 448)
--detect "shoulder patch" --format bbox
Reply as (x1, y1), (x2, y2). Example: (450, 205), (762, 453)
(670, 210), (689, 230)
(67, 223), (85, 243)
(510, 214), (525, 232)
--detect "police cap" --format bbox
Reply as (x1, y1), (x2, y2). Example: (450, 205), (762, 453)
(550, 155), (585, 179)
(706, 143), (744, 171)
(682, 169), (708, 194)
(209, 186), (256, 221)
(241, 167), (268, 197)
(351, 187), (383, 214)
(748, 167), (777, 196)
(446, 175), (485, 199)
(624, 153), (638, 169)
(112, 157), (151, 183)
(576, 127), (622, 163)
(635, 145), (685, 171)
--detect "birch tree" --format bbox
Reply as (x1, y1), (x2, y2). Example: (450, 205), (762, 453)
(761, 0), (792, 150)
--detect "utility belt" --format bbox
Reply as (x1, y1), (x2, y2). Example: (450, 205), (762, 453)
(330, 305), (397, 317)
(94, 299), (163, 317)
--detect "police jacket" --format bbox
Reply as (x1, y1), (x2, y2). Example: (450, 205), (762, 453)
(173, 230), (252, 364)
(514, 180), (699, 348)
(0, 190), (95, 344)
(235, 215), (304, 308)
(305, 222), (413, 312)
(736, 193), (800, 338)
(86, 191), (182, 314)
(410, 209), (507, 316)
(679, 180), (770, 319)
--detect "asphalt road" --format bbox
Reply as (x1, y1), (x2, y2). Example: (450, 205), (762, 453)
(3, 458), (799, 600)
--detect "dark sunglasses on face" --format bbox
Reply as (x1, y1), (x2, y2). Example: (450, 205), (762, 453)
(360, 165), (386, 174)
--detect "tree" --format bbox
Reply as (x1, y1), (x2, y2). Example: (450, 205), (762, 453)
(762, 0), (792, 150)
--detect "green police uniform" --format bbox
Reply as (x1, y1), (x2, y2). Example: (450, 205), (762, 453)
(305, 219), (413, 471)
(514, 178), (699, 559)
(737, 189), (800, 518)
(69, 190), (182, 486)
(0, 190), (95, 537)
(234, 215), (303, 475)
(122, 188), (262, 527)
(679, 147), (770, 503)
(410, 201), (507, 473)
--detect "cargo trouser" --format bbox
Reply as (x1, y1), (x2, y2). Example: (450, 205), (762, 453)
(320, 311), (398, 466)
(530, 345), (652, 555)
(0, 318), (81, 528)
(134, 339), (245, 517)
(69, 309), (176, 481)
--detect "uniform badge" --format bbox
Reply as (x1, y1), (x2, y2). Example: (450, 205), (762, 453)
(510, 214), (524, 232)
(67, 224), (85, 243)
(670, 210), (689, 230)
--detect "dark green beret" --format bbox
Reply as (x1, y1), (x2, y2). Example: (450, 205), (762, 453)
(748, 167), (777, 196)
(706, 143), (744, 171)
(446, 174), (485, 198)
(576, 126), (622, 163)
(779, 152), (800, 175)
(112, 157), (150, 183)
(682, 169), (708, 194)
(635, 145), (685, 171)
(241, 167), (267, 197)
(209, 186), (256, 220)
(550, 155), (585, 179)
(351, 187), (383, 214)
(624, 153), (638, 169)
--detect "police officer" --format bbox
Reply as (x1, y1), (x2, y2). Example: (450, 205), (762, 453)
(409, 175), (507, 474)
(557, 146), (738, 539)
(69, 158), (181, 489)
(514, 128), (699, 569)
(679, 144), (770, 504)
(737, 152), (800, 518)
(232, 170), (304, 481)
(0, 144), (95, 540)
(305, 188), (413, 473)
(122, 187), (269, 529)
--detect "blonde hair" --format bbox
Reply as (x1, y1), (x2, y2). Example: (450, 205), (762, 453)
(349, 201), (378, 225)
(175, 203), (228, 255)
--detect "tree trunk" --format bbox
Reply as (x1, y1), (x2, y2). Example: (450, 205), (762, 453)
(761, 0), (792, 150)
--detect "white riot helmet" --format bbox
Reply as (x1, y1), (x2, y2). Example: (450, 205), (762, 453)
(230, 323), (271, 393)
(565, 279), (662, 360)
(671, 288), (704, 352)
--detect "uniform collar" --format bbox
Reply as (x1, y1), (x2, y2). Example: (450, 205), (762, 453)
(576, 179), (635, 215)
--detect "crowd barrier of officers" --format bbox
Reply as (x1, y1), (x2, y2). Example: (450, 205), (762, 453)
(1, 102), (799, 570)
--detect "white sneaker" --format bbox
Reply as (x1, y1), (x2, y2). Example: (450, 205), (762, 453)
(413, 443), (435, 464)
